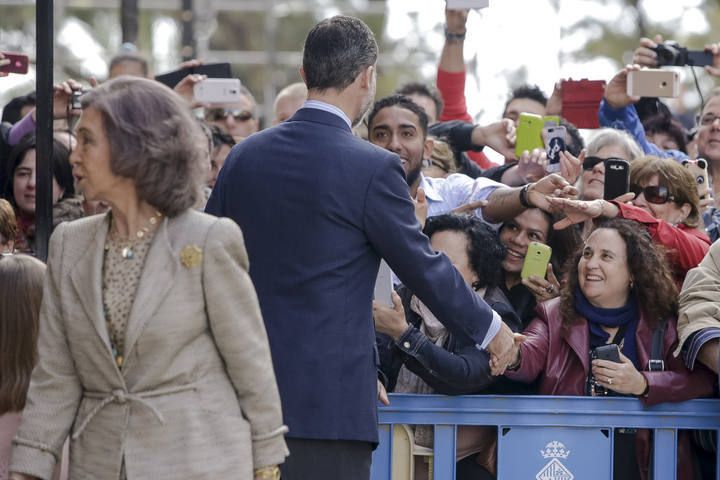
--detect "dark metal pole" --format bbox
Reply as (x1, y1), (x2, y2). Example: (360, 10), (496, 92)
(35, 0), (54, 262)
(180, 0), (195, 61)
(121, 0), (139, 45)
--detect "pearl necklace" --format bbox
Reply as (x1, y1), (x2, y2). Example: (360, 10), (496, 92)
(106, 211), (163, 260)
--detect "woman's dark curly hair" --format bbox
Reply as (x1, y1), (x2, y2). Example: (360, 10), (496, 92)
(423, 214), (505, 290)
(559, 218), (677, 328)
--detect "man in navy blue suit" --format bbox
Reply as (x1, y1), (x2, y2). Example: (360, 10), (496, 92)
(206, 15), (520, 479)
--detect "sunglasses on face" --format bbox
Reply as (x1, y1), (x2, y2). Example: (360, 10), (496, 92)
(629, 184), (675, 204)
(207, 108), (254, 122)
(582, 156), (625, 171)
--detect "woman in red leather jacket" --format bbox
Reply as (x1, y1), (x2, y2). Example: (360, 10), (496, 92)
(504, 218), (716, 480)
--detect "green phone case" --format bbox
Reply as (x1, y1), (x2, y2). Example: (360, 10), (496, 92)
(515, 113), (545, 157)
(521, 242), (552, 280)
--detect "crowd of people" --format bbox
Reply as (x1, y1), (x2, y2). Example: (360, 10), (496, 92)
(0, 5), (718, 480)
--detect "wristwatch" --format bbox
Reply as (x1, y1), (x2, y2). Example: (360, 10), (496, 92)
(254, 466), (281, 480)
(444, 26), (467, 42)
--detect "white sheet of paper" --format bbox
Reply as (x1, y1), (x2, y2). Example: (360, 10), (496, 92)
(446, 0), (489, 9)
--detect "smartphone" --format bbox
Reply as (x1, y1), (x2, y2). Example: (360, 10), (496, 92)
(603, 159), (630, 200)
(627, 69), (680, 98)
(193, 78), (242, 104)
(544, 126), (566, 174)
(154, 62), (232, 88)
(520, 242), (552, 281)
(682, 158), (710, 199)
(561, 79), (606, 129)
(593, 344), (621, 363)
(515, 113), (545, 157)
(373, 260), (393, 307)
(446, 0), (489, 9)
(0, 52), (29, 74)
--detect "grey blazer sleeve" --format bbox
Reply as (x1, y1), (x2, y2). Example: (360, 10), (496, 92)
(202, 218), (289, 468)
(11, 224), (82, 480)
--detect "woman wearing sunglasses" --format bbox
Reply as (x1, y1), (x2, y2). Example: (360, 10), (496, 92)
(550, 155), (709, 284)
(580, 129), (643, 201)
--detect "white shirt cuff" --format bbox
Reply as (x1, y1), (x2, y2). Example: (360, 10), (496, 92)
(476, 310), (502, 350)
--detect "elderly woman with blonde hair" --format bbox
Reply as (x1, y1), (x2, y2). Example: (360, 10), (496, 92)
(9, 76), (287, 480)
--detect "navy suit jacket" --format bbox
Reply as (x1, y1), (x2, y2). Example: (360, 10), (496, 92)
(206, 107), (496, 443)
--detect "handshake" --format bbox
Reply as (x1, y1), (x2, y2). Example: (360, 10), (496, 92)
(487, 321), (526, 376)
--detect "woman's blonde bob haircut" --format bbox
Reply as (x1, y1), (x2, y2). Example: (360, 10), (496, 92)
(80, 76), (206, 217)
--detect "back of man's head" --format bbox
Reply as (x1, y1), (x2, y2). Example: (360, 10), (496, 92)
(302, 16), (378, 92)
(273, 82), (308, 124)
(109, 53), (149, 79)
(368, 94), (430, 139)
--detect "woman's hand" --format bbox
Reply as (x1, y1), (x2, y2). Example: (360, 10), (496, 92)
(373, 291), (409, 340)
(517, 148), (547, 183)
(632, 35), (664, 68)
(548, 195), (632, 229)
(592, 352), (648, 396)
(559, 149), (582, 185)
(174, 73), (208, 108)
(522, 263), (560, 303)
(0, 52), (9, 77)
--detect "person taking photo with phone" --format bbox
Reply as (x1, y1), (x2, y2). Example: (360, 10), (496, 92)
(500, 218), (715, 480)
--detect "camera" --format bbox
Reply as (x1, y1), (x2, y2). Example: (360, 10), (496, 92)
(652, 41), (713, 67)
(71, 89), (85, 110)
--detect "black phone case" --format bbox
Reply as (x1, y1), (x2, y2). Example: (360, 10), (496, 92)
(594, 344), (621, 363)
(686, 50), (714, 67)
(604, 159), (630, 200)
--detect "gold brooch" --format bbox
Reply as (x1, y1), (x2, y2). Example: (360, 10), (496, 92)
(180, 245), (203, 268)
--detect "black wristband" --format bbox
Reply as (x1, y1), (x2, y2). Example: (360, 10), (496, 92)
(444, 27), (466, 42)
(519, 183), (534, 208)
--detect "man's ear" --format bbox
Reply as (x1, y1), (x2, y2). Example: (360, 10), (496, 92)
(359, 65), (374, 89)
(423, 137), (434, 162)
(299, 66), (306, 84)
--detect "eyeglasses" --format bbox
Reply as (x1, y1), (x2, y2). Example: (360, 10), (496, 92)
(629, 184), (675, 204)
(207, 108), (254, 122)
(698, 114), (720, 127)
(582, 156), (625, 171)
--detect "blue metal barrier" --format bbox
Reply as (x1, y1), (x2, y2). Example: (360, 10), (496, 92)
(371, 394), (720, 480)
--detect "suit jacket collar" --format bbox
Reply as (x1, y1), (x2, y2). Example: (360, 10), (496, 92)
(289, 107), (354, 133)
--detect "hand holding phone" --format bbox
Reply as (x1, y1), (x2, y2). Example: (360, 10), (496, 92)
(603, 159), (631, 200)
(544, 126), (566, 173)
(520, 242), (552, 281)
(561, 79), (606, 129)
(592, 344), (621, 363)
(0, 52), (29, 75)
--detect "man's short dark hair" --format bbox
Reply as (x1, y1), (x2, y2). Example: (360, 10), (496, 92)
(503, 84), (547, 116)
(367, 95), (429, 138)
(302, 16), (378, 92)
(395, 82), (444, 120)
(1, 92), (36, 124)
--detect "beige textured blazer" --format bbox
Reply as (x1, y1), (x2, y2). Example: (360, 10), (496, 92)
(677, 239), (720, 355)
(11, 210), (288, 479)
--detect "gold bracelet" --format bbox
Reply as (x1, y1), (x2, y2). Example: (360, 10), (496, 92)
(254, 465), (281, 480)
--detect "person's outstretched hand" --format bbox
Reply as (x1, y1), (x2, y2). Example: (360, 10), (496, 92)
(487, 321), (521, 374)
(472, 119), (516, 161)
(526, 174), (578, 212)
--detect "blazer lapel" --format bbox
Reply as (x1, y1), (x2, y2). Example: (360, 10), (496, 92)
(70, 215), (112, 349)
(122, 217), (178, 363)
(562, 319), (590, 374)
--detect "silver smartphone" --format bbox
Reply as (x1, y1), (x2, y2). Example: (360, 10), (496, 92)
(373, 260), (393, 307)
(193, 78), (242, 104)
(627, 69), (679, 98)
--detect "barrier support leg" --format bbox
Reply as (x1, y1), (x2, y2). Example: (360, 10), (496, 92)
(653, 428), (677, 480)
(371, 424), (392, 480)
(434, 425), (457, 479)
